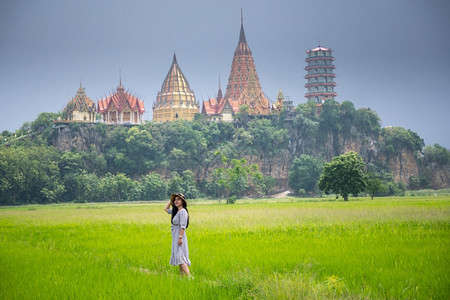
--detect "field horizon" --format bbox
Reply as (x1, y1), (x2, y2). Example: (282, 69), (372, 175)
(1, 196), (449, 299)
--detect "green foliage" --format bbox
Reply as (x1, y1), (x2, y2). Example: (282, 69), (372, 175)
(366, 173), (387, 199)
(226, 195), (237, 204)
(319, 99), (341, 132)
(167, 172), (184, 196)
(381, 127), (424, 156)
(339, 101), (357, 138)
(247, 119), (289, 157)
(141, 172), (167, 200)
(355, 108), (381, 136)
(423, 143), (449, 166)
(0, 146), (63, 204)
(319, 151), (367, 201)
(288, 154), (323, 194)
(180, 170), (199, 199)
(125, 127), (160, 174)
(228, 158), (250, 197)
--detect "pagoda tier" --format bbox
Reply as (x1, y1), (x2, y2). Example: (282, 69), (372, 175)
(304, 46), (337, 103)
(153, 54), (199, 122)
(97, 81), (145, 124)
(64, 84), (96, 122)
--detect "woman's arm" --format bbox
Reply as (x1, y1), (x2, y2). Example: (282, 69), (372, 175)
(178, 228), (185, 246)
(164, 199), (171, 213)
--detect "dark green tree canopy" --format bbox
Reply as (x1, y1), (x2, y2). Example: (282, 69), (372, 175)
(288, 154), (323, 194)
(318, 151), (367, 201)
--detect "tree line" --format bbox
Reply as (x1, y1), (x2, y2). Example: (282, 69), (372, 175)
(1, 99), (447, 205)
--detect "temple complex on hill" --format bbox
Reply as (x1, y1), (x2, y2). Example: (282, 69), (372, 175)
(97, 80), (145, 124)
(63, 84), (97, 122)
(202, 13), (271, 121)
(152, 54), (199, 122)
(304, 46), (337, 104)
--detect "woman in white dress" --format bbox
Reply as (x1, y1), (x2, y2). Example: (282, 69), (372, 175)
(164, 193), (191, 276)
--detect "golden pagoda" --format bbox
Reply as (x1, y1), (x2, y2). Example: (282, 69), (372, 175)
(153, 54), (199, 122)
(273, 89), (284, 111)
(64, 84), (96, 122)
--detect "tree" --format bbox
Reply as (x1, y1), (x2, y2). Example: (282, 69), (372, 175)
(288, 154), (323, 194)
(318, 151), (367, 201)
(381, 127), (424, 157)
(355, 108), (381, 136)
(366, 173), (387, 199)
(180, 170), (199, 199)
(141, 172), (167, 200)
(228, 158), (249, 197)
(248, 119), (288, 157)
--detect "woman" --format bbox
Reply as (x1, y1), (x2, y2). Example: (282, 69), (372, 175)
(164, 193), (191, 277)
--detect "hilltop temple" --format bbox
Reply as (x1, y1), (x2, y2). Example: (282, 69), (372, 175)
(97, 80), (145, 124)
(202, 14), (271, 121)
(152, 54), (199, 122)
(63, 84), (97, 122)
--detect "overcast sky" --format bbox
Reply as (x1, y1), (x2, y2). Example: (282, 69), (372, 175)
(1, 0), (449, 148)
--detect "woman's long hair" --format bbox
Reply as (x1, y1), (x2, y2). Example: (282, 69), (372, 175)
(171, 198), (189, 228)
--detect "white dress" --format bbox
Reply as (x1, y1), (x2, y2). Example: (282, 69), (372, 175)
(167, 208), (191, 266)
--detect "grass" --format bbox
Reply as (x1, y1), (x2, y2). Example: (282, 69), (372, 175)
(0, 196), (449, 299)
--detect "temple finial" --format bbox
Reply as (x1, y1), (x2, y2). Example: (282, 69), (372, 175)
(119, 69), (122, 87)
(239, 10), (246, 43)
(219, 74), (221, 90)
(173, 52), (177, 63)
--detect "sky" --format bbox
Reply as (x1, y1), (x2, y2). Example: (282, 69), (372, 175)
(1, 0), (449, 148)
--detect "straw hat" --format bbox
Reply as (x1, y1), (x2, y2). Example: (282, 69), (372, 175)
(170, 193), (186, 205)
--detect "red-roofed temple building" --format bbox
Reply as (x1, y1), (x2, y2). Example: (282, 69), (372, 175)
(304, 46), (337, 103)
(202, 14), (271, 121)
(97, 81), (145, 124)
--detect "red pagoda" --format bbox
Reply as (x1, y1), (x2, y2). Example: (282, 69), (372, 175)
(202, 12), (271, 121)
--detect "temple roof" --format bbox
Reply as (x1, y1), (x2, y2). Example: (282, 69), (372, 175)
(157, 53), (195, 100)
(65, 84), (96, 112)
(98, 82), (145, 113)
(307, 46), (332, 53)
(277, 89), (284, 100)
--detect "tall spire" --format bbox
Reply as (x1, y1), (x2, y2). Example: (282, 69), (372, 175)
(217, 74), (223, 100)
(173, 52), (177, 64)
(221, 11), (270, 115)
(239, 9), (246, 43)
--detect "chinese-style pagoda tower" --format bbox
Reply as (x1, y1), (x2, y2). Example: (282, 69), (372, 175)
(97, 79), (145, 124)
(304, 45), (337, 103)
(202, 12), (270, 121)
(64, 84), (96, 122)
(153, 54), (199, 122)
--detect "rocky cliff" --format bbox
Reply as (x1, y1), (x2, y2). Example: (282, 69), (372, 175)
(53, 123), (104, 152)
(52, 123), (448, 190)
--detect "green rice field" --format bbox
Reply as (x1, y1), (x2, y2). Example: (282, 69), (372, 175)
(0, 196), (449, 299)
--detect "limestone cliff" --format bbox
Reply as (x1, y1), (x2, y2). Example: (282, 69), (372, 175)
(51, 123), (448, 190)
(53, 123), (104, 152)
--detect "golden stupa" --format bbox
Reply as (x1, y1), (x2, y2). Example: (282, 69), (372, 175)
(153, 54), (199, 122)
